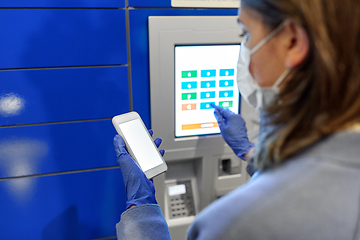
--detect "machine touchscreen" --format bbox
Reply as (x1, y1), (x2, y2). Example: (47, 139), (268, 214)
(174, 44), (241, 137)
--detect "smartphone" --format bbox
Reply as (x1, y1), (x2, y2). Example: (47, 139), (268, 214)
(112, 111), (167, 179)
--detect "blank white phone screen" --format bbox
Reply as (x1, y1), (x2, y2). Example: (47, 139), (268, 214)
(118, 119), (163, 172)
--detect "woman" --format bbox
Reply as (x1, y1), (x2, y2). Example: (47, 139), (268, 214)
(114, 0), (360, 239)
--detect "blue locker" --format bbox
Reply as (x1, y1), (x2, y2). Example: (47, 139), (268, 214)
(0, 168), (126, 239)
(0, 120), (120, 179)
(0, 9), (127, 69)
(129, 8), (238, 128)
(0, 67), (129, 126)
(0, 0), (124, 7)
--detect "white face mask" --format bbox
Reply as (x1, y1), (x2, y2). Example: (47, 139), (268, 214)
(237, 22), (290, 110)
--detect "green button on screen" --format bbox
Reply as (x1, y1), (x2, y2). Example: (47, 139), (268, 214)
(182, 71), (197, 78)
(219, 101), (233, 108)
(182, 93), (197, 100)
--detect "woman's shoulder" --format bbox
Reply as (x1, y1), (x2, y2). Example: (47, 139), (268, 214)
(186, 158), (313, 240)
(187, 131), (360, 240)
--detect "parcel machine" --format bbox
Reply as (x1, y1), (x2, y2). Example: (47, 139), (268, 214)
(149, 16), (259, 239)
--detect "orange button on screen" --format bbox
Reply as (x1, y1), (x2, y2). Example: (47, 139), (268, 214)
(182, 103), (196, 111)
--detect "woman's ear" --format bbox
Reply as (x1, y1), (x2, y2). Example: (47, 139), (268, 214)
(283, 20), (310, 68)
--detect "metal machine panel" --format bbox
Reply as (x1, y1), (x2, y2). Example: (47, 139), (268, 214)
(0, 169), (126, 239)
(0, 0), (124, 7)
(0, 120), (120, 179)
(0, 67), (129, 126)
(129, 9), (238, 128)
(0, 9), (127, 69)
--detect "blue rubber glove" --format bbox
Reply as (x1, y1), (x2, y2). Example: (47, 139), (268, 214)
(113, 130), (165, 209)
(211, 104), (254, 160)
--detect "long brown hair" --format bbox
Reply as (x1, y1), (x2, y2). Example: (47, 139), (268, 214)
(242, 0), (360, 169)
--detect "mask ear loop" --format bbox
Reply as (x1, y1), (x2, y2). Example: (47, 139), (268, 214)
(272, 68), (291, 90)
(250, 21), (287, 55)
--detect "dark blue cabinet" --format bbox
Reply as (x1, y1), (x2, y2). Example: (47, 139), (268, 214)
(0, 67), (129, 126)
(0, 9), (127, 69)
(0, 120), (120, 178)
(0, 0), (124, 8)
(0, 168), (126, 239)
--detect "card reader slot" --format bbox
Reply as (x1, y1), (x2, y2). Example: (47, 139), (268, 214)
(167, 180), (195, 219)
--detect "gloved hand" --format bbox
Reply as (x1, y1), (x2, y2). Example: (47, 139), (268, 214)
(114, 129), (165, 209)
(211, 104), (254, 160)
